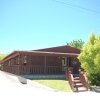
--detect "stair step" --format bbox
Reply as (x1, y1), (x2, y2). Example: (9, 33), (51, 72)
(74, 79), (81, 83)
(77, 87), (88, 92)
(74, 77), (80, 80)
(68, 73), (88, 92)
(75, 83), (83, 87)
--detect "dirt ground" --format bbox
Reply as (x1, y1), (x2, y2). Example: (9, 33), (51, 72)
(0, 71), (99, 100)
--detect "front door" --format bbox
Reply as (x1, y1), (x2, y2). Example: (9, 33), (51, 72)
(62, 57), (67, 66)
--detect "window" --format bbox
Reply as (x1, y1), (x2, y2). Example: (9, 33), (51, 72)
(62, 57), (72, 67)
(15, 57), (20, 65)
(72, 58), (78, 66)
(23, 56), (27, 64)
(17, 57), (20, 64)
(62, 57), (67, 66)
(8, 61), (11, 66)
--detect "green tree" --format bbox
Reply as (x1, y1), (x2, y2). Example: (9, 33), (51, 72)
(67, 39), (84, 49)
(78, 33), (100, 86)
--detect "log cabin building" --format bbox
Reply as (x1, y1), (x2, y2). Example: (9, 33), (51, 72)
(0, 45), (81, 75)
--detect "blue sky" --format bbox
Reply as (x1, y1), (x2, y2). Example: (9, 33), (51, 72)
(0, 0), (100, 53)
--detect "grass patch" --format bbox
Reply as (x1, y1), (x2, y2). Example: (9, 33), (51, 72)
(34, 80), (72, 92)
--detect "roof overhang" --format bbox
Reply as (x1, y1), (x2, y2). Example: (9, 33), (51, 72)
(0, 50), (79, 63)
(20, 50), (79, 56)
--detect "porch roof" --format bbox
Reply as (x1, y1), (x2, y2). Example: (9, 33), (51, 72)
(0, 50), (79, 63)
(20, 50), (79, 56)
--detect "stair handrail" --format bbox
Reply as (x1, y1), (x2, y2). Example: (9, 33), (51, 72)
(66, 68), (75, 91)
(79, 68), (89, 90)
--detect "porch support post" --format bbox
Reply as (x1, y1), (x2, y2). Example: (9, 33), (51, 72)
(18, 54), (20, 75)
(44, 56), (47, 74)
(17, 55), (20, 75)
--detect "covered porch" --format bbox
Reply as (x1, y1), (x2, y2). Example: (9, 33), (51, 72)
(1, 51), (80, 75)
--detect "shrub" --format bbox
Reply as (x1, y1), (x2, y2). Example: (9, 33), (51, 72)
(78, 33), (100, 86)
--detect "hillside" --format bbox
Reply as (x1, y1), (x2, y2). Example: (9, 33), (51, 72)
(0, 54), (7, 60)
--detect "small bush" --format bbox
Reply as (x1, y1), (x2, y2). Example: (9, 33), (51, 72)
(89, 72), (100, 86)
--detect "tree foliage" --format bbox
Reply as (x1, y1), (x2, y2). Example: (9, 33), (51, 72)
(67, 39), (84, 49)
(78, 33), (100, 86)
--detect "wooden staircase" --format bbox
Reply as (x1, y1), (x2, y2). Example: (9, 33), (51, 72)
(66, 67), (89, 92)
(74, 76), (88, 92)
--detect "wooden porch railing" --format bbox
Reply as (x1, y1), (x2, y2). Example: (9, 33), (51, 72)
(66, 68), (75, 92)
(79, 69), (89, 90)
(20, 65), (62, 74)
(2, 65), (62, 74)
(2, 65), (19, 74)
(20, 65), (44, 74)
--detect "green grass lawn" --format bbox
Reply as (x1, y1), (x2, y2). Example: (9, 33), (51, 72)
(34, 80), (72, 92)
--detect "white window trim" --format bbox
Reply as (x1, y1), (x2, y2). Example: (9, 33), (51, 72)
(62, 57), (67, 66)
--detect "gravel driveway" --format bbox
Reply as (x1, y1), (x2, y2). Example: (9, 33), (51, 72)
(0, 71), (99, 100)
